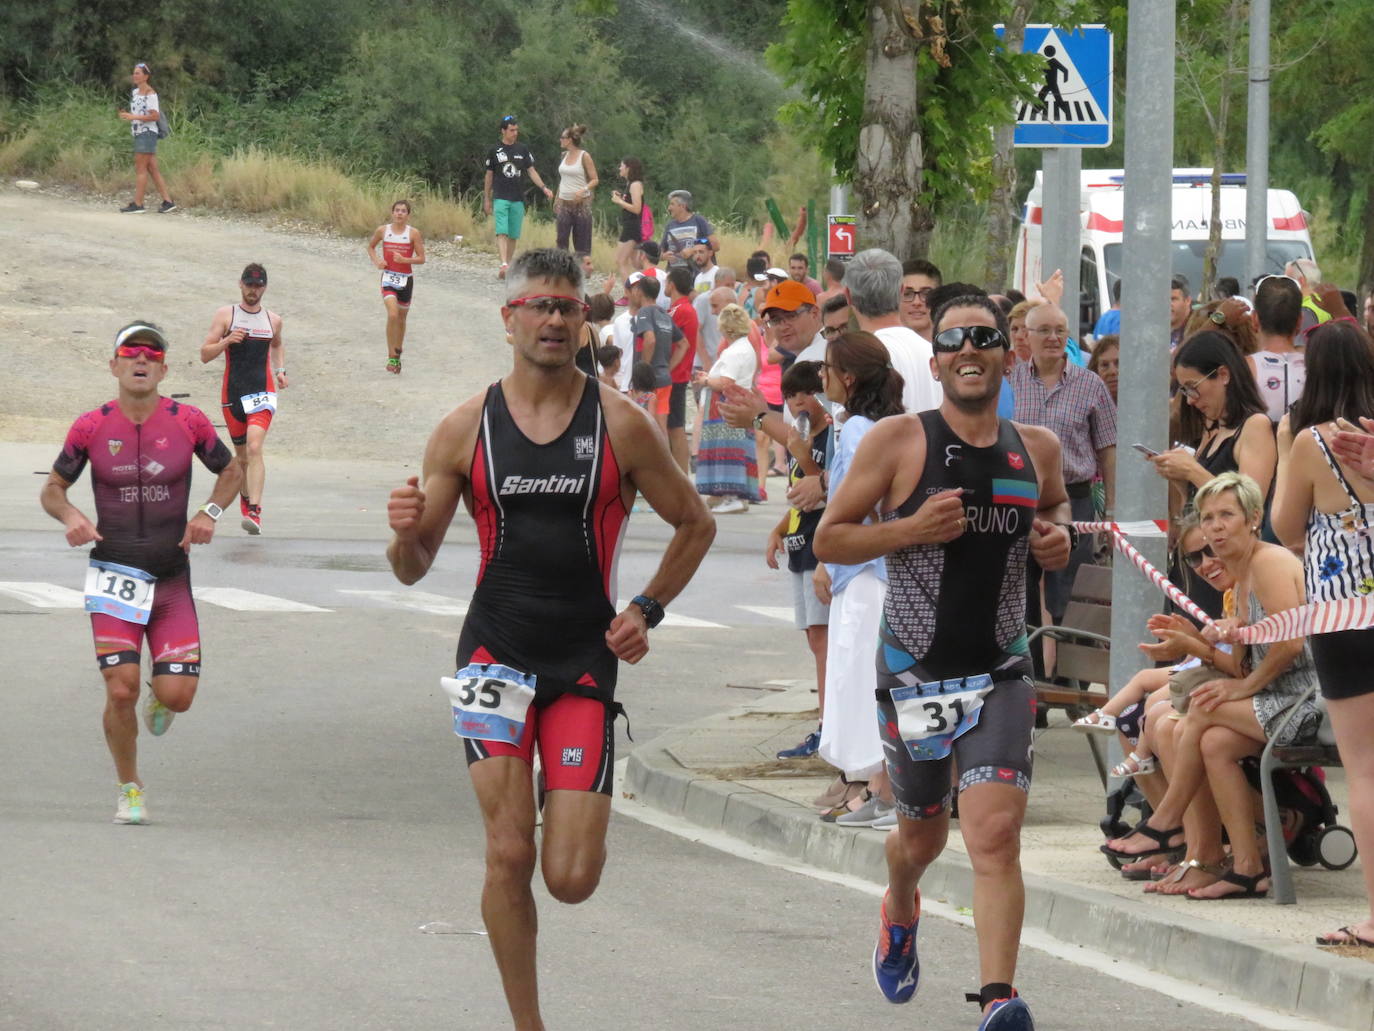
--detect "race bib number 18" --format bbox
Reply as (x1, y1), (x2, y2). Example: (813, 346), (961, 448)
(441, 663), (537, 744)
(84, 560), (156, 625)
(890, 673), (995, 762)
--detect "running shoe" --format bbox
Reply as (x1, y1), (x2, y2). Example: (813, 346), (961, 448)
(119, 203), (145, 213)
(114, 782), (146, 825)
(239, 495), (251, 519)
(873, 889), (920, 1004)
(143, 692), (175, 736)
(776, 730), (819, 759)
(837, 795), (895, 827)
(386, 357), (401, 375)
(977, 994), (1034, 1030)
(712, 497), (748, 514)
(242, 505), (262, 535)
(872, 807), (899, 830)
(158, 200), (177, 213)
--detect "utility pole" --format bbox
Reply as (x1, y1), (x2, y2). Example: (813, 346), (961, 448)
(1244, 0), (1270, 287)
(1109, 2), (1175, 751)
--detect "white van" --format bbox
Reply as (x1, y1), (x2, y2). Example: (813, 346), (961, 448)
(1013, 168), (1316, 337)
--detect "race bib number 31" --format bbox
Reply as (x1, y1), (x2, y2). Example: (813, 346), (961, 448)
(380, 270), (409, 290)
(84, 560), (156, 625)
(890, 674), (995, 762)
(441, 663), (536, 744)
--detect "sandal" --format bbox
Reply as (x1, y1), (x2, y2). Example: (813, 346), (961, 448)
(1187, 869), (1269, 900)
(1316, 925), (1374, 948)
(1100, 818), (1185, 861)
(1109, 751), (1158, 778)
(1072, 709), (1118, 735)
(1146, 857), (1227, 895)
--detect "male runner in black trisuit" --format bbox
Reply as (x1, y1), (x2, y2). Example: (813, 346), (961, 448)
(815, 293), (1072, 1031)
(385, 249), (714, 1031)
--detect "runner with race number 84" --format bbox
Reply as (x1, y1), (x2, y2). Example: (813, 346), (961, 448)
(40, 322), (241, 825)
(386, 249), (714, 1031)
(815, 293), (1073, 1031)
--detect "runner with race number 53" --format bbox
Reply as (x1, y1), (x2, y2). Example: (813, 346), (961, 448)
(41, 322), (241, 825)
(386, 248), (714, 1031)
(815, 293), (1072, 1031)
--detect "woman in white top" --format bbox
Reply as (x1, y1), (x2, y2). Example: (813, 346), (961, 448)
(554, 124), (598, 254)
(692, 304), (761, 513)
(117, 63), (174, 214)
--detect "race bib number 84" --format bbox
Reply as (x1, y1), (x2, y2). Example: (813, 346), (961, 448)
(890, 674), (995, 762)
(240, 391), (277, 415)
(84, 560), (156, 625)
(441, 663), (536, 744)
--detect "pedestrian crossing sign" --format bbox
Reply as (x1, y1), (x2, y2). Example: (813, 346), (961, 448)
(996, 24), (1113, 148)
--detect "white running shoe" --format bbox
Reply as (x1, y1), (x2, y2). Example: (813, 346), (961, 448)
(871, 808), (899, 830)
(837, 794), (896, 827)
(712, 497), (748, 514)
(143, 692), (175, 736)
(114, 782), (146, 824)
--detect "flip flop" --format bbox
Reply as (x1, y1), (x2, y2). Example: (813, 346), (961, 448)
(1186, 869), (1268, 900)
(1100, 818), (1185, 861)
(1316, 926), (1374, 948)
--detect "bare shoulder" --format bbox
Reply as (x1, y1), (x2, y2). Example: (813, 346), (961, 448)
(410, 226), (424, 242)
(428, 391), (488, 473)
(1013, 421), (1061, 458)
(601, 381), (660, 458)
(210, 303), (234, 325)
(269, 310), (284, 332)
(866, 412), (924, 449)
(1253, 540), (1302, 577)
(1242, 411), (1276, 438)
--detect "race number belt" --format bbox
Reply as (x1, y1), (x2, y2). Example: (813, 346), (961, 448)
(890, 673), (994, 761)
(84, 559), (156, 625)
(239, 391), (277, 415)
(441, 662), (537, 744)
(380, 270), (410, 290)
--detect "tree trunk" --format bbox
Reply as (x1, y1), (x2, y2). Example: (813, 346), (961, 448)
(854, 0), (926, 259)
(982, 0), (1034, 291)
(1360, 174), (1374, 298)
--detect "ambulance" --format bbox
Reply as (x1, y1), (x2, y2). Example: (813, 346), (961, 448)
(1014, 168), (1316, 337)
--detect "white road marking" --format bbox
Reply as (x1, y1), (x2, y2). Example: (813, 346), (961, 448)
(337, 588), (468, 616)
(737, 605), (796, 623)
(614, 600), (724, 629)
(612, 760), (1342, 1031)
(191, 587), (330, 612)
(0, 582), (85, 608)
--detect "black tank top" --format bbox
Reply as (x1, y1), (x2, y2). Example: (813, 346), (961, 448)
(879, 411), (1039, 680)
(457, 376), (630, 702)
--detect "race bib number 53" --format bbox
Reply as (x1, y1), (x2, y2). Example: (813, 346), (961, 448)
(441, 663), (536, 744)
(890, 673), (995, 762)
(380, 270), (409, 290)
(84, 560), (156, 625)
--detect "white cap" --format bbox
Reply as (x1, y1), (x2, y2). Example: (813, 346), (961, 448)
(754, 266), (788, 282)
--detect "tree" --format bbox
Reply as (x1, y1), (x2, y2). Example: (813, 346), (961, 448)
(982, 0), (1034, 290)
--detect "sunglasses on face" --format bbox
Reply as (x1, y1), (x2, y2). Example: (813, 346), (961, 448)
(1183, 543), (1216, 568)
(507, 295), (590, 318)
(932, 326), (1009, 353)
(1178, 366), (1219, 400)
(115, 344), (165, 361)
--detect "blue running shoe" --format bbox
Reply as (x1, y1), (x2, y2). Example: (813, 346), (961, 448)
(776, 730), (820, 759)
(977, 995), (1034, 1030)
(872, 890), (920, 1004)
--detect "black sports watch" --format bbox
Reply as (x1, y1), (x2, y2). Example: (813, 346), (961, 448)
(631, 594), (665, 629)
(1056, 522), (1081, 550)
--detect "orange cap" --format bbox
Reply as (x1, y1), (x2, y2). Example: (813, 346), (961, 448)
(762, 279), (817, 314)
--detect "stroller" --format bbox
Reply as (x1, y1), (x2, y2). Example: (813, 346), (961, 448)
(1099, 760), (1357, 871)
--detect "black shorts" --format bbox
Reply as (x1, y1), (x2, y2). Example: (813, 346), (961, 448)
(618, 224), (643, 244)
(1311, 628), (1374, 700)
(381, 274), (414, 307)
(667, 381), (688, 430)
(877, 662), (1035, 820)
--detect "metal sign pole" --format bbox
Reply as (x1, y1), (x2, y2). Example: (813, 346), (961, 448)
(1040, 149), (1083, 335)
(1244, 0), (1271, 287)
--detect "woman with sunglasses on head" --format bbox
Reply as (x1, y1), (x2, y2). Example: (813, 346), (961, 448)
(1272, 312), (1374, 948)
(554, 124), (598, 255)
(117, 63), (174, 214)
(1105, 472), (1321, 899)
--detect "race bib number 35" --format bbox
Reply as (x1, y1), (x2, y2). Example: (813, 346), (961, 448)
(240, 391), (277, 415)
(380, 270), (409, 290)
(84, 560), (156, 625)
(890, 674), (995, 762)
(441, 663), (536, 744)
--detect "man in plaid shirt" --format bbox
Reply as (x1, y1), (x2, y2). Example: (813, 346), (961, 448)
(1010, 302), (1116, 678)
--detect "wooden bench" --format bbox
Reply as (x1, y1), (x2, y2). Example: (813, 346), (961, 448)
(1027, 563), (1112, 786)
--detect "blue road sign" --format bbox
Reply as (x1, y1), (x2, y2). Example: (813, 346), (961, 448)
(995, 24), (1113, 148)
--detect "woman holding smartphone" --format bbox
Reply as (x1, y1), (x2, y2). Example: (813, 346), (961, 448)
(117, 63), (174, 214)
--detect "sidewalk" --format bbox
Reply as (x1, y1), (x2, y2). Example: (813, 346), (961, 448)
(625, 682), (1374, 1031)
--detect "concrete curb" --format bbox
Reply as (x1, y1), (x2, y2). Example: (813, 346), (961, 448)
(626, 730), (1374, 1031)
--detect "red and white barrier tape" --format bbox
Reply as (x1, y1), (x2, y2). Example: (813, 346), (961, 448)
(1068, 521), (1374, 643)
(1073, 519), (1170, 538)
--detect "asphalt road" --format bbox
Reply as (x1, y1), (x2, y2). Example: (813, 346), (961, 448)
(0, 448), (1303, 1030)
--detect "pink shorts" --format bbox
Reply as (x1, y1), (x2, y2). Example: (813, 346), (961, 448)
(91, 569), (202, 676)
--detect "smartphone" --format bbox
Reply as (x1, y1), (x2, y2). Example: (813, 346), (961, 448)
(1132, 443), (1159, 458)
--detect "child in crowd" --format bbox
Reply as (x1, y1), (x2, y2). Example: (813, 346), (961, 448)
(770, 361), (833, 761)
(596, 344), (622, 390)
(630, 360), (657, 414)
